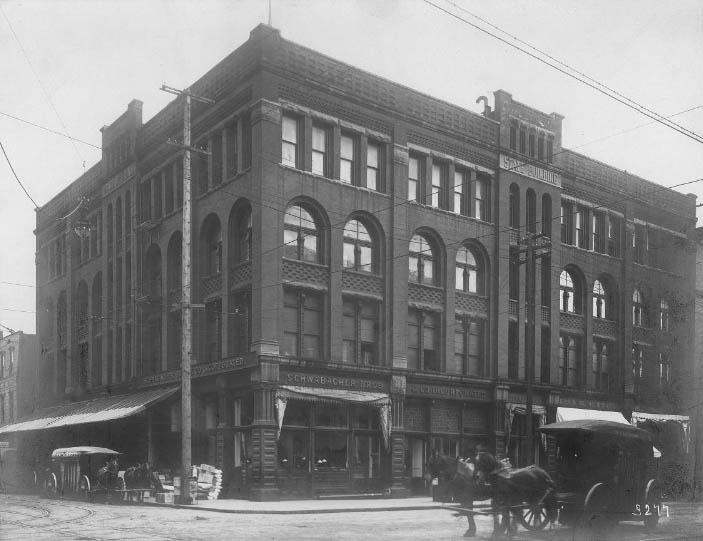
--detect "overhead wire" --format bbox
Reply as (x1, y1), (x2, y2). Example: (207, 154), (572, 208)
(1, 140), (38, 208)
(423, 0), (703, 145)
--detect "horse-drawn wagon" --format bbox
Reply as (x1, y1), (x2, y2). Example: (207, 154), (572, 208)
(539, 419), (664, 533)
(40, 446), (154, 502)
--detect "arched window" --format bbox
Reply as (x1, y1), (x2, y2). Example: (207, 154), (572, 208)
(201, 216), (222, 276)
(509, 184), (520, 229)
(541, 194), (552, 237)
(633, 288), (646, 327)
(526, 189), (536, 233)
(236, 208), (252, 264)
(455, 246), (483, 294)
(660, 299), (669, 331)
(409, 233), (436, 285)
(343, 219), (374, 272)
(560, 269), (581, 313)
(284, 205), (320, 263)
(593, 280), (606, 319)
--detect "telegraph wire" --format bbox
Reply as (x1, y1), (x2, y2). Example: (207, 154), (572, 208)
(423, 0), (703, 145)
(1, 140), (38, 209)
(0, 5), (87, 167)
(441, 0), (703, 144)
(0, 110), (102, 150)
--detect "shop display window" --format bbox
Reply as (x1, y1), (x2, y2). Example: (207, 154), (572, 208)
(283, 401), (310, 427)
(315, 403), (347, 428)
(314, 431), (347, 469)
(352, 406), (379, 430)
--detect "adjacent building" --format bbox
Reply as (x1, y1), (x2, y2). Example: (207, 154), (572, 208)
(1, 25), (696, 500)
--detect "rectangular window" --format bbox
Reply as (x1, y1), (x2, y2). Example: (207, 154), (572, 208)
(561, 202), (573, 245)
(607, 216), (620, 257)
(311, 124), (329, 176)
(537, 135), (545, 161)
(407, 311), (419, 370)
(423, 312), (439, 372)
(282, 290), (299, 357)
(340, 134), (355, 184)
(225, 121), (238, 178)
(343, 298), (379, 365)
(509, 248), (519, 301)
(366, 142), (381, 191)
(165, 166), (174, 215)
(509, 122), (517, 151)
(475, 176), (488, 221)
(453, 169), (466, 215)
(528, 132), (536, 157)
(592, 212), (605, 253)
(519, 128), (527, 154)
(281, 115), (299, 168)
(547, 137), (554, 163)
(211, 131), (223, 186)
(633, 225), (645, 264)
(408, 156), (420, 202)
(302, 293), (322, 359)
(431, 163), (442, 208)
(467, 319), (483, 376)
(508, 321), (518, 379)
(575, 207), (587, 249)
(229, 291), (250, 355)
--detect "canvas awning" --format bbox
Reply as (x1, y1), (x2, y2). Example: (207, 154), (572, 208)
(631, 411), (691, 453)
(0, 387), (178, 434)
(275, 385), (391, 447)
(556, 407), (660, 457)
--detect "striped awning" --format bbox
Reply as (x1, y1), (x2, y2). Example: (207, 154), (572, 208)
(0, 387), (178, 434)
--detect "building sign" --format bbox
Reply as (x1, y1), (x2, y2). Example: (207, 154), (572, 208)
(282, 371), (387, 392)
(500, 154), (561, 187)
(406, 383), (490, 402)
(558, 396), (619, 411)
(140, 354), (255, 387)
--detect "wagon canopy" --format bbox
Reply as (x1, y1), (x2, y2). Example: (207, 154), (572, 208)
(539, 419), (654, 450)
(51, 446), (121, 459)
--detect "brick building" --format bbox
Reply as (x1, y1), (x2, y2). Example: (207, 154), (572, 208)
(2, 25), (696, 500)
(0, 330), (40, 447)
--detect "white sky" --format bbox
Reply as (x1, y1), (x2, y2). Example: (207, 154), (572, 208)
(1, 0), (702, 334)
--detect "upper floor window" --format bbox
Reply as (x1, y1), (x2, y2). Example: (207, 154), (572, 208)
(658, 352), (670, 386)
(281, 114), (300, 168)
(633, 225), (646, 264)
(343, 219), (374, 273)
(340, 134), (356, 184)
(592, 340), (611, 392)
(547, 137), (554, 163)
(660, 299), (670, 331)
(526, 189), (537, 233)
(282, 289), (322, 360)
(475, 175), (488, 221)
(455, 246), (483, 294)
(593, 280), (608, 319)
(342, 298), (379, 365)
(311, 124), (330, 176)
(528, 131), (536, 158)
(430, 162), (447, 209)
(455, 317), (484, 376)
(541, 194), (552, 237)
(632, 288), (646, 327)
(0, 353), (4, 378)
(201, 217), (222, 276)
(560, 202), (573, 245)
(560, 269), (581, 313)
(284, 205), (321, 263)
(234, 208), (252, 264)
(408, 155), (422, 202)
(409, 233), (437, 286)
(560, 335), (581, 387)
(537, 134), (545, 161)
(592, 212), (606, 253)
(575, 207), (587, 249)
(509, 184), (520, 229)
(509, 121), (518, 151)
(407, 309), (440, 372)
(366, 142), (381, 191)
(454, 169), (467, 216)
(519, 127), (527, 154)
(8, 349), (14, 375)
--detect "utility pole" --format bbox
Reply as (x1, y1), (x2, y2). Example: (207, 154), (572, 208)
(518, 232), (551, 465)
(160, 84), (213, 503)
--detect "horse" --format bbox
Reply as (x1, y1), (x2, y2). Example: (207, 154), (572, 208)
(474, 451), (558, 535)
(427, 453), (492, 537)
(96, 457), (120, 490)
(124, 462), (154, 501)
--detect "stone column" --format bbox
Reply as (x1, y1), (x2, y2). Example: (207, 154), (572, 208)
(248, 359), (280, 501)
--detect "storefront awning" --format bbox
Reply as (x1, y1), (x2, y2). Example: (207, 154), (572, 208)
(631, 411), (690, 453)
(275, 385), (391, 447)
(556, 407), (660, 457)
(0, 387), (178, 434)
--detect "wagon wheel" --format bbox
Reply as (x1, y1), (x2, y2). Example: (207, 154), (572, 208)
(643, 479), (662, 531)
(583, 482), (614, 535)
(515, 503), (550, 530)
(78, 475), (91, 500)
(44, 472), (58, 498)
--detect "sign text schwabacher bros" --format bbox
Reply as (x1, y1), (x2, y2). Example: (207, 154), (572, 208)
(500, 154), (562, 187)
(283, 372), (386, 391)
(406, 383), (490, 401)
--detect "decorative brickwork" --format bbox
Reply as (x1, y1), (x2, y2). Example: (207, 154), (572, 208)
(455, 292), (488, 315)
(408, 282), (444, 308)
(404, 403), (426, 432)
(229, 262), (253, 289)
(282, 259), (329, 288)
(341, 271), (383, 297)
(593, 318), (617, 337)
(430, 401), (460, 433)
(560, 312), (584, 332)
(201, 273), (223, 299)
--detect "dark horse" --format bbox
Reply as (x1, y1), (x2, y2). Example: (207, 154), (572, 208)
(123, 462), (154, 501)
(96, 457), (120, 490)
(474, 451), (558, 535)
(427, 453), (492, 537)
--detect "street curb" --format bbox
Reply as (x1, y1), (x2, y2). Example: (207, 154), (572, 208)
(139, 501), (451, 515)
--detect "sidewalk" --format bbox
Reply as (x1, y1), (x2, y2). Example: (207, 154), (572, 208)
(155, 496), (454, 514)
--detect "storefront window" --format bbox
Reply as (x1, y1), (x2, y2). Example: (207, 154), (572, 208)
(314, 431), (347, 469)
(278, 430), (310, 471)
(283, 401), (310, 426)
(352, 434), (380, 477)
(352, 406), (379, 430)
(316, 403), (347, 427)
